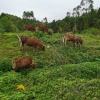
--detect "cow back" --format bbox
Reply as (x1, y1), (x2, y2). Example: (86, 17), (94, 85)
(64, 33), (75, 41)
(13, 57), (32, 68)
(35, 25), (48, 33)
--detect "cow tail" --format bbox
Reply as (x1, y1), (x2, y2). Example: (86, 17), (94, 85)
(16, 35), (21, 42)
(16, 35), (22, 50)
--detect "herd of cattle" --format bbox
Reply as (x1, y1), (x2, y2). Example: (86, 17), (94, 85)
(12, 31), (83, 72)
(24, 25), (49, 34)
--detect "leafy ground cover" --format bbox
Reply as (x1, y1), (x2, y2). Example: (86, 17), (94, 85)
(0, 31), (100, 100)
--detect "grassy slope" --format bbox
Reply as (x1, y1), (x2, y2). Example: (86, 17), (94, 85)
(0, 32), (100, 100)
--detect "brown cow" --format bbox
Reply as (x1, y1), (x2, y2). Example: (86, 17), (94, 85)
(12, 57), (36, 72)
(63, 33), (76, 46)
(73, 36), (83, 47)
(35, 25), (48, 33)
(24, 25), (35, 32)
(16, 35), (45, 51)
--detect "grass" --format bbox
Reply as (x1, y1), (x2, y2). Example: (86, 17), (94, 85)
(0, 62), (100, 100)
(0, 31), (100, 99)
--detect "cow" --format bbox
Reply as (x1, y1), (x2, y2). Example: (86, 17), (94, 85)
(24, 25), (35, 32)
(12, 57), (36, 72)
(16, 35), (45, 51)
(35, 25), (48, 33)
(63, 33), (76, 46)
(73, 36), (83, 47)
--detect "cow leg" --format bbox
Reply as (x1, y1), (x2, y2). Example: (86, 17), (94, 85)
(64, 38), (68, 46)
(65, 39), (67, 46)
(63, 37), (67, 46)
(13, 67), (18, 72)
(79, 42), (81, 47)
(76, 43), (78, 47)
(62, 37), (64, 46)
(33, 47), (36, 51)
(63, 37), (65, 46)
(77, 42), (80, 47)
(12, 61), (17, 72)
(67, 41), (70, 46)
(73, 41), (75, 47)
(33, 45), (38, 51)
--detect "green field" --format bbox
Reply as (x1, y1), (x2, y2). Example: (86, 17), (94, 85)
(0, 31), (100, 100)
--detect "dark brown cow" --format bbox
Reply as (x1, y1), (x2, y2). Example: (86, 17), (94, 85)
(63, 33), (76, 46)
(74, 36), (83, 47)
(35, 25), (48, 33)
(12, 57), (36, 72)
(16, 35), (45, 51)
(24, 25), (35, 32)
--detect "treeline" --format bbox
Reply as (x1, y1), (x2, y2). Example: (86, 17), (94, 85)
(0, 0), (100, 33)
(50, 8), (100, 33)
(49, 0), (100, 33)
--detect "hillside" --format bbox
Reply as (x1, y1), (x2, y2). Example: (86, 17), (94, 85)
(0, 31), (100, 100)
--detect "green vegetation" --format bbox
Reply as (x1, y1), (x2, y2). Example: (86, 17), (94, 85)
(0, 0), (100, 99)
(0, 31), (100, 99)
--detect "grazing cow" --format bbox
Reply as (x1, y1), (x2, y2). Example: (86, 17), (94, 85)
(16, 35), (45, 51)
(12, 57), (36, 72)
(63, 33), (76, 46)
(74, 36), (83, 47)
(35, 25), (48, 33)
(24, 25), (35, 32)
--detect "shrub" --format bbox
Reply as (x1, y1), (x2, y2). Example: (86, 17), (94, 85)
(0, 24), (5, 34)
(0, 58), (12, 72)
(88, 28), (100, 35)
(81, 28), (100, 35)
(48, 28), (53, 34)
(34, 30), (45, 38)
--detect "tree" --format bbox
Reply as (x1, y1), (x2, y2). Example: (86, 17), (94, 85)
(50, 20), (57, 33)
(73, 5), (81, 17)
(0, 16), (18, 32)
(76, 5), (82, 16)
(97, 8), (100, 19)
(42, 17), (48, 27)
(80, 0), (94, 14)
(66, 12), (71, 17)
(0, 24), (5, 33)
(72, 8), (77, 17)
(22, 11), (35, 20)
(76, 16), (84, 32)
(88, 9), (97, 27)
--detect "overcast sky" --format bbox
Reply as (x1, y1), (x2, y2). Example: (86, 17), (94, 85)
(0, 0), (100, 22)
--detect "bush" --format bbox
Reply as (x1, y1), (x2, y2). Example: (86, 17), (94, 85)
(0, 24), (5, 34)
(0, 58), (12, 72)
(81, 28), (100, 35)
(34, 30), (45, 38)
(89, 28), (100, 35)
(0, 16), (18, 32)
(48, 28), (53, 34)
